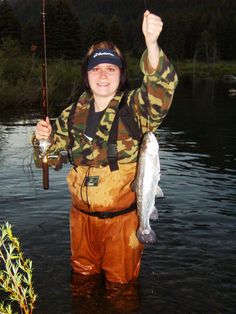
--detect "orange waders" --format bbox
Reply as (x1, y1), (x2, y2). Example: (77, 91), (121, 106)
(67, 163), (144, 283)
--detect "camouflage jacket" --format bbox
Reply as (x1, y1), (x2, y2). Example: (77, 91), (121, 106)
(33, 49), (178, 169)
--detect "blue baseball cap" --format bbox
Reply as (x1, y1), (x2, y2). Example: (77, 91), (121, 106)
(87, 49), (122, 71)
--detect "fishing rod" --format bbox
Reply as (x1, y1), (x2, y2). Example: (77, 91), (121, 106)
(39, 0), (50, 190)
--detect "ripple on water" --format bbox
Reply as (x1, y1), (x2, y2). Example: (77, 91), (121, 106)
(0, 114), (236, 313)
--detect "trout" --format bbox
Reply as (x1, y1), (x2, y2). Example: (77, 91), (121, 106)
(132, 131), (164, 244)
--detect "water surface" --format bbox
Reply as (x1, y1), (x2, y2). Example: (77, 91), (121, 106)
(0, 78), (235, 313)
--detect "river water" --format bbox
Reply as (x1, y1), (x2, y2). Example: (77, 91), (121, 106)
(0, 78), (235, 313)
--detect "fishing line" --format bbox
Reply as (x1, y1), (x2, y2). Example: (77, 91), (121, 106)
(22, 154), (38, 191)
(144, 0), (148, 10)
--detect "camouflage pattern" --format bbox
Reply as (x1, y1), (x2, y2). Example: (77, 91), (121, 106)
(33, 49), (178, 168)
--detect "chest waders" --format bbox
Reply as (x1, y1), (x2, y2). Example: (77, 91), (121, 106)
(66, 94), (142, 219)
(67, 94), (144, 283)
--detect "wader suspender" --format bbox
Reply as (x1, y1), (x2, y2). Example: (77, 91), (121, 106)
(107, 93), (142, 171)
(67, 102), (78, 168)
(107, 107), (119, 171)
(67, 93), (142, 170)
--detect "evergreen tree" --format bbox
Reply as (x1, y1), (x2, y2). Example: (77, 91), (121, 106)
(5, 0), (236, 61)
(227, 15), (236, 60)
(0, 0), (21, 42)
(44, 0), (58, 57)
(45, 0), (83, 59)
(217, 10), (236, 60)
(108, 16), (125, 51)
(127, 10), (145, 57)
(160, 14), (186, 60)
(83, 14), (108, 49)
(126, 17), (145, 57)
(21, 18), (39, 51)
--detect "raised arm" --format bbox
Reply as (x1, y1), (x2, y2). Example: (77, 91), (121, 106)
(128, 10), (178, 134)
(142, 10), (163, 70)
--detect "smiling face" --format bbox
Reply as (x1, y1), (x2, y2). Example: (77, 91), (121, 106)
(87, 63), (121, 100)
(81, 41), (129, 98)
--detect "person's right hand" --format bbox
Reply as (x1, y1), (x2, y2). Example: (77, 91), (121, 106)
(35, 116), (52, 141)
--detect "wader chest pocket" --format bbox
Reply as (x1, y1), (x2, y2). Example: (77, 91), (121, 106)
(84, 176), (99, 186)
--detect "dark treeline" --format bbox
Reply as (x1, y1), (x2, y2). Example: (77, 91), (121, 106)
(1, 0), (236, 111)
(1, 0), (236, 62)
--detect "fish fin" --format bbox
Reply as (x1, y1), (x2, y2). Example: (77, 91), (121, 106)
(137, 228), (157, 244)
(130, 180), (136, 192)
(150, 207), (158, 221)
(156, 185), (164, 198)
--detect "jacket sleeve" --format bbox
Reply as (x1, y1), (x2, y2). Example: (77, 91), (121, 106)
(129, 48), (178, 133)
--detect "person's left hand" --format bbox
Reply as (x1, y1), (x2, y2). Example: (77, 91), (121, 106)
(142, 10), (163, 46)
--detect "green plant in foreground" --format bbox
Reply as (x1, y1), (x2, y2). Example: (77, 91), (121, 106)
(0, 222), (37, 314)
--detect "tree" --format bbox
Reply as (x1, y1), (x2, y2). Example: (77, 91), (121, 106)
(45, 0), (83, 59)
(83, 14), (108, 49)
(0, 0), (21, 42)
(21, 19), (39, 51)
(160, 14), (186, 60)
(108, 16), (125, 51)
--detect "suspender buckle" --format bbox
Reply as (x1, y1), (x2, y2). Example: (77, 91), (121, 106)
(107, 144), (118, 159)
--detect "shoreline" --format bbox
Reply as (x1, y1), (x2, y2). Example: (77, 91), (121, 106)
(0, 56), (236, 110)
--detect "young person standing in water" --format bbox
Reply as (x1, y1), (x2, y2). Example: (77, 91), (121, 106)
(33, 10), (178, 286)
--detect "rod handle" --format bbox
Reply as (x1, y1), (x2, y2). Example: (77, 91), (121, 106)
(42, 161), (49, 190)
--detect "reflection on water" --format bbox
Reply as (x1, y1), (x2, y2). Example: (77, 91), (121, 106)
(0, 78), (235, 313)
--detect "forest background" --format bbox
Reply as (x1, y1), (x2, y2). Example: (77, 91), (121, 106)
(0, 0), (236, 113)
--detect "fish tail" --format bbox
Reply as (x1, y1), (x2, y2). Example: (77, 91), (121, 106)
(137, 228), (157, 244)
